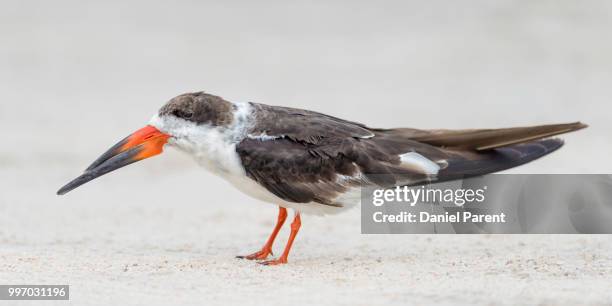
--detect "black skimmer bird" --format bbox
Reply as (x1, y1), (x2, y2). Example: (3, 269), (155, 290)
(57, 92), (587, 265)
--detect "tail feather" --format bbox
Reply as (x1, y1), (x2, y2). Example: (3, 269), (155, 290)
(437, 138), (565, 182)
(372, 121), (586, 184)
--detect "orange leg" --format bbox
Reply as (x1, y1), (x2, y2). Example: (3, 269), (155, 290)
(237, 207), (287, 260)
(260, 212), (301, 265)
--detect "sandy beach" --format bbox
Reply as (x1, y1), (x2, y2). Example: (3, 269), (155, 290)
(1, 1), (612, 305)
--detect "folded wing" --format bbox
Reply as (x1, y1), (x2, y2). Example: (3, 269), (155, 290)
(239, 103), (586, 207)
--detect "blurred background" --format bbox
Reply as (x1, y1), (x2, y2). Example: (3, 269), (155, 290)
(1, 1), (611, 305)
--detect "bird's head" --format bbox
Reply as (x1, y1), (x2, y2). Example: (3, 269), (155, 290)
(57, 92), (235, 195)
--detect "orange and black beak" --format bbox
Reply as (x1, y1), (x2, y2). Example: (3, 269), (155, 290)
(57, 125), (170, 195)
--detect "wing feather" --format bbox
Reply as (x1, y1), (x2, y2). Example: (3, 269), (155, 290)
(237, 103), (586, 206)
(384, 122), (587, 150)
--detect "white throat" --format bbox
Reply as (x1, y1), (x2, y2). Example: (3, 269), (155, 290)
(149, 101), (253, 177)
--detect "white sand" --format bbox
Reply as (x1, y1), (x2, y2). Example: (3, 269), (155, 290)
(2, 173), (612, 306)
(2, 1), (612, 305)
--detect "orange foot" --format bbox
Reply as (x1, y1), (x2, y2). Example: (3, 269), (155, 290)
(259, 258), (288, 266)
(236, 249), (272, 260)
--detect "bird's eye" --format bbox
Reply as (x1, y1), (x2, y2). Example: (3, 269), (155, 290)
(173, 109), (194, 119)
